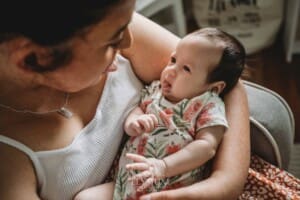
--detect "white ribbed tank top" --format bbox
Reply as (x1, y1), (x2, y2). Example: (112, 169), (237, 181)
(0, 54), (143, 200)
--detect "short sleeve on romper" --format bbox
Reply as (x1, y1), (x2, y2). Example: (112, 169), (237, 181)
(195, 92), (228, 133)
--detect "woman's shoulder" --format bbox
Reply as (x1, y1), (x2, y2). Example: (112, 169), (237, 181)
(121, 13), (179, 83)
(0, 141), (39, 199)
(112, 54), (144, 90)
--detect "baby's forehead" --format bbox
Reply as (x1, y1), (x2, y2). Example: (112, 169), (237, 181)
(177, 35), (224, 69)
(178, 35), (223, 53)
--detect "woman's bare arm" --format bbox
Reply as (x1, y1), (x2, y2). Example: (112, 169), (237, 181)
(121, 12), (180, 83)
(207, 81), (250, 199)
(0, 144), (41, 200)
(186, 81), (250, 199)
(73, 182), (114, 200)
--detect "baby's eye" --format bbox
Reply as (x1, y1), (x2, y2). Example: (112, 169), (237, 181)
(170, 56), (176, 63)
(183, 65), (191, 73)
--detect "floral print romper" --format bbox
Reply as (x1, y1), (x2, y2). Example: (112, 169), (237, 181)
(113, 81), (228, 200)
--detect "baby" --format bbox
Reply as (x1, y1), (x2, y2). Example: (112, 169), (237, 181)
(74, 27), (245, 200)
(113, 27), (246, 200)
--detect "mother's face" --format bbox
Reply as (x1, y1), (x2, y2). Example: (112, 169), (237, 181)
(41, 0), (135, 92)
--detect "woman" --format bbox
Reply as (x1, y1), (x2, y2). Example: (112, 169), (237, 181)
(0, 0), (249, 199)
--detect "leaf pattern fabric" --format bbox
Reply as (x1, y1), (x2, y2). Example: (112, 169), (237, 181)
(113, 81), (228, 200)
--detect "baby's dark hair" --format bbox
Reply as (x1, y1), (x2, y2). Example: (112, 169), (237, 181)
(193, 27), (246, 97)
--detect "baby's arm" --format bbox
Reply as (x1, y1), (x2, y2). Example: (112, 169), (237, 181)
(124, 107), (158, 136)
(73, 182), (114, 200)
(163, 125), (225, 177)
(126, 125), (225, 191)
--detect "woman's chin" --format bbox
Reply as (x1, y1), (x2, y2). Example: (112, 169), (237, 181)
(66, 74), (106, 93)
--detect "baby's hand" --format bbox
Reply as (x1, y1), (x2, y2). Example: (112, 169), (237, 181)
(126, 114), (158, 136)
(125, 153), (167, 192)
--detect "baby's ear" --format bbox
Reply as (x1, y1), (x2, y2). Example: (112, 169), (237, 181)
(209, 81), (226, 95)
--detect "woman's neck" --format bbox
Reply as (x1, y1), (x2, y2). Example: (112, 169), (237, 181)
(0, 74), (107, 126)
(0, 84), (68, 114)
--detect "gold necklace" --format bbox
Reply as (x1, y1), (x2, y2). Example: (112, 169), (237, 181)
(0, 93), (73, 119)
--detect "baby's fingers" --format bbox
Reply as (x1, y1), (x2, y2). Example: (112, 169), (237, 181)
(137, 119), (152, 132)
(137, 177), (155, 192)
(149, 114), (158, 127)
(129, 170), (152, 182)
(131, 121), (143, 134)
(126, 153), (147, 163)
(126, 163), (149, 171)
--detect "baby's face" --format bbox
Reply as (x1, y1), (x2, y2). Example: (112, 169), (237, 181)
(160, 35), (223, 103)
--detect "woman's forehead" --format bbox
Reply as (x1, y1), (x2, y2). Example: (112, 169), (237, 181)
(76, 0), (135, 43)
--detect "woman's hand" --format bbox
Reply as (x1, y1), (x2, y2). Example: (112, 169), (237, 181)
(126, 153), (167, 192)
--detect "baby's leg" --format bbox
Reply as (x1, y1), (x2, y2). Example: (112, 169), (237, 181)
(73, 182), (114, 200)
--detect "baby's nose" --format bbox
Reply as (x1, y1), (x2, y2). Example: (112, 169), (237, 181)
(165, 68), (176, 80)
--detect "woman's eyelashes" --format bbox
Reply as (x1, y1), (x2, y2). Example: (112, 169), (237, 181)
(109, 39), (122, 48)
(108, 32), (124, 49)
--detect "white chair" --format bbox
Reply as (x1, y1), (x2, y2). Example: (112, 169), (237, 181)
(135, 0), (187, 37)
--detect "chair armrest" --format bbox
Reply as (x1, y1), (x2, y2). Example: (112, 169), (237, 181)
(244, 81), (295, 170)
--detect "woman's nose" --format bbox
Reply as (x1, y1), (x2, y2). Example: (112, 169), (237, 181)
(118, 27), (132, 49)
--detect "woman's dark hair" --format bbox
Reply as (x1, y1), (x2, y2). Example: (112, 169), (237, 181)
(0, 1), (122, 46)
(0, 1), (122, 72)
(193, 27), (246, 97)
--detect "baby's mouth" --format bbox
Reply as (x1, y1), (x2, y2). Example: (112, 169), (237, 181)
(162, 81), (172, 93)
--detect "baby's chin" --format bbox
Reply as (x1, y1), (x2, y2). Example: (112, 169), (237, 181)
(163, 92), (181, 104)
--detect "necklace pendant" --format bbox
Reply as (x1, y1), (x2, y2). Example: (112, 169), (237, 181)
(57, 107), (73, 119)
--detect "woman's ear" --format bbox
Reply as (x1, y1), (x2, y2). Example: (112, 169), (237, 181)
(7, 38), (35, 70)
(8, 38), (51, 73)
(209, 81), (226, 95)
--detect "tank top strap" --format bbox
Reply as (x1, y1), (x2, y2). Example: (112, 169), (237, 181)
(0, 135), (45, 188)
